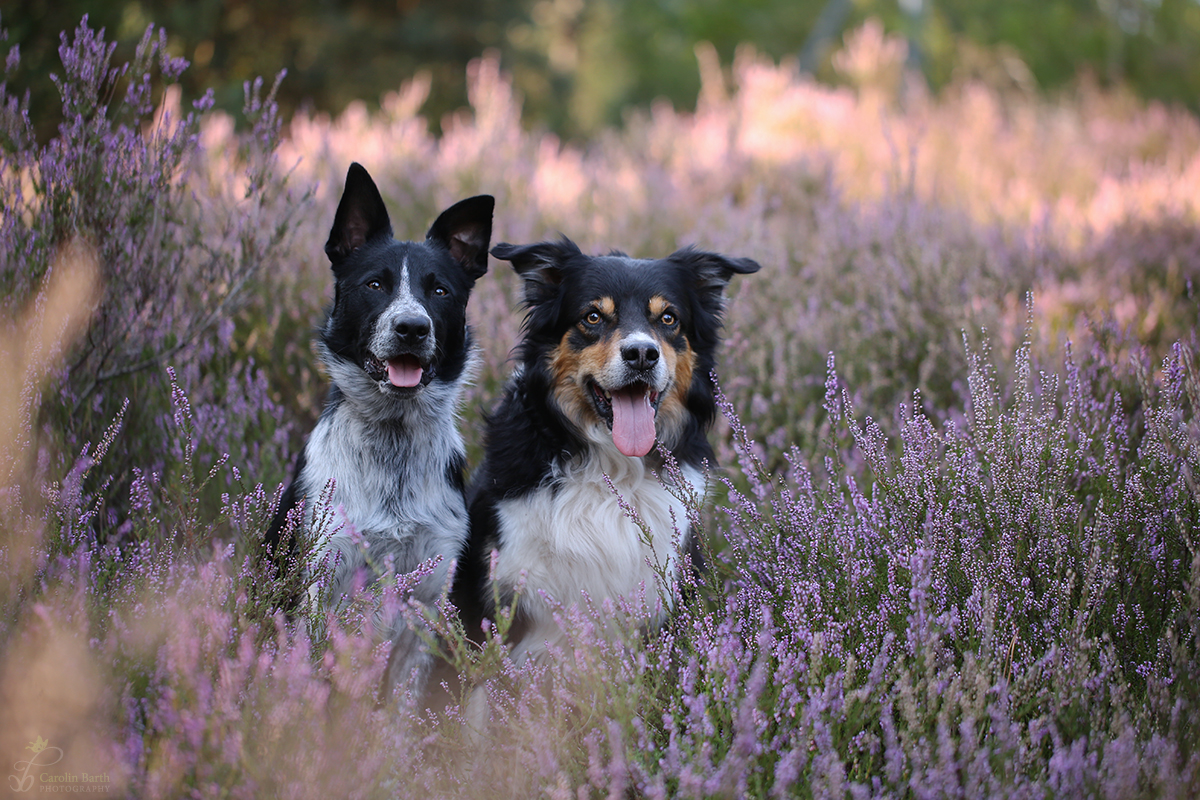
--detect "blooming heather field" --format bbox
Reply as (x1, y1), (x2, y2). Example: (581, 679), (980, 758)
(2, 17), (1200, 798)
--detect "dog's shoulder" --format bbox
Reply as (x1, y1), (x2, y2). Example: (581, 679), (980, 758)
(469, 366), (569, 503)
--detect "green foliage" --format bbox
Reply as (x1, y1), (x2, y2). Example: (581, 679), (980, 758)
(6, 0), (1200, 143)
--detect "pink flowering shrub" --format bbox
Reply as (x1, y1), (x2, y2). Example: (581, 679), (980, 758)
(1, 15), (1198, 798)
(0, 16), (308, 544)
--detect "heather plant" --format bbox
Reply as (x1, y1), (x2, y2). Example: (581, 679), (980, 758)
(8, 276), (1200, 796)
(0, 16), (306, 541)
(2, 15), (1200, 799)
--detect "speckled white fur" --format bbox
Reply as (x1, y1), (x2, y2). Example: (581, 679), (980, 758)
(299, 342), (477, 694)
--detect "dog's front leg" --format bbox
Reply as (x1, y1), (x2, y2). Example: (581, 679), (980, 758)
(377, 546), (455, 707)
(380, 623), (435, 706)
(306, 532), (369, 625)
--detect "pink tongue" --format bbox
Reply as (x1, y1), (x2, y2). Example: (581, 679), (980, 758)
(611, 388), (656, 457)
(386, 356), (423, 388)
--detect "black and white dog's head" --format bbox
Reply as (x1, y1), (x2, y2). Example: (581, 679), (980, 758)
(491, 238), (760, 457)
(320, 163), (493, 419)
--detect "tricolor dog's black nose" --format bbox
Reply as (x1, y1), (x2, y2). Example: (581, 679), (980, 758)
(394, 316), (431, 344)
(621, 343), (659, 371)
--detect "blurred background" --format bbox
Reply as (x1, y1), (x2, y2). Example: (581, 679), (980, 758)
(1, 7), (1199, 792)
(7, 0), (1200, 141)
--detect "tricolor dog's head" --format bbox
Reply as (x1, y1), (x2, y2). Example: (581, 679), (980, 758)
(492, 238), (760, 457)
(321, 163), (492, 411)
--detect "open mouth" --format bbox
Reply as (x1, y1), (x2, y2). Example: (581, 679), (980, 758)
(588, 379), (661, 458)
(364, 354), (429, 391)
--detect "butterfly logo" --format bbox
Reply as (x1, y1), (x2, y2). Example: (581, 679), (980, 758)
(9, 736), (64, 793)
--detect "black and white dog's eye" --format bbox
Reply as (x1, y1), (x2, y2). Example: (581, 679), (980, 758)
(366, 279), (384, 292)
(434, 286), (448, 297)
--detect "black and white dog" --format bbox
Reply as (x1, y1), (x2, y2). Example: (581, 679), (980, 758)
(269, 163), (492, 701)
(457, 238), (759, 665)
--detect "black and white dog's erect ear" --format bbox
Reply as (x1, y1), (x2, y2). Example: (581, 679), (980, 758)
(325, 162), (394, 266)
(427, 196), (495, 282)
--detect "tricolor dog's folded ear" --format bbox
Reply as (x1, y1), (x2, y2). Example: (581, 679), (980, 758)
(669, 246), (761, 292)
(491, 237), (582, 308)
(326, 162), (393, 266)
(658, 247), (761, 339)
(427, 195), (495, 282)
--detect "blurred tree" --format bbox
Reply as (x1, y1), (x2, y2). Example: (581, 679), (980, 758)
(799, 0), (856, 73)
(2, 0), (525, 141)
(3, 0), (1199, 143)
(505, 0), (829, 136)
(503, 0), (1200, 137)
(884, 0), (1200, 105)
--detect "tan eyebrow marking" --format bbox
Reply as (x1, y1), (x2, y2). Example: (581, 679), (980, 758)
(649, 295), (671, 317)
(595, 296), (616, 317)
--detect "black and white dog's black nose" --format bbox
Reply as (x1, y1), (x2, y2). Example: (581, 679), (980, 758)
(621, 342), (659, 371)
(394, 316), (431, 344)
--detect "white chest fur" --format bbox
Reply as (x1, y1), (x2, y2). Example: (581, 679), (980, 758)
(298, 396), (469, 621)
(493, 444), (703, 660)
(300, 388), (467, 537)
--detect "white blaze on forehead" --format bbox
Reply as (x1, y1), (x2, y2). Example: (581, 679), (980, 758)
(388, 262), (427, 319)
(370, 261), (434, 357)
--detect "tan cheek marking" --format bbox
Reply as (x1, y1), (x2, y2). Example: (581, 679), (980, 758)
(649, 295), (671, 318)
(656, 340), (696, 445)
(550, 333), (590, 425)
(671, 340), (695, 402)
(550, 332), (579, 387)
(579, 337), (618, 381)
(550, 332), (622, 427)
(650, 330), (680, 383)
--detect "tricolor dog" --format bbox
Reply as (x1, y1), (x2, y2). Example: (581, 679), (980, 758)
(457, 237), (759, 665)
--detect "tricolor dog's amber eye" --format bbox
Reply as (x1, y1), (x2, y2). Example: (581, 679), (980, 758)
(585, 310), (602, 325)
(367, 279), (384, 291)
(661, 311), (677, 326)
